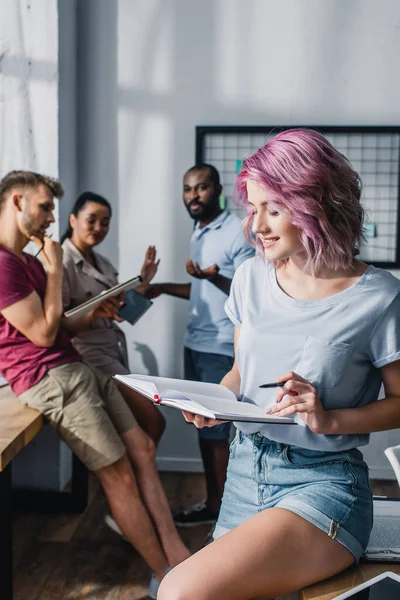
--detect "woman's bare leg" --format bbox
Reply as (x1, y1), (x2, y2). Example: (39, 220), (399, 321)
(118, 383), (166, 444)
(158, 507), (355, 600)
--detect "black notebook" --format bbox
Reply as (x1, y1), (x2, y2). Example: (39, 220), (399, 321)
(118, 289), (153, 325)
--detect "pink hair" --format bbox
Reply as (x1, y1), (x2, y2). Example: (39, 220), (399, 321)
(235, 129), (365, 274)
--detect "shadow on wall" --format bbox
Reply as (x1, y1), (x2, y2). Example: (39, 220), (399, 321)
(0, 1), (57, 174)
(133, 342), (159, 377)
(111, 0), (274, 376)
(77, 0), (119, 268)
(76, 0), (361, 377)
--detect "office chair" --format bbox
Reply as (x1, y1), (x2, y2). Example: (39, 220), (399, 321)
(385, 445), (400, 487)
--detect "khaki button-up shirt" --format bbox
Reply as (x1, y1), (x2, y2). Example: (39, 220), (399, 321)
(62, 237), (129, 372)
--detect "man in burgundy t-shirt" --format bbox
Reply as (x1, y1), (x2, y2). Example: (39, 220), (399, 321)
(0, 171), (189, 591)
(0, 244), (81, 395)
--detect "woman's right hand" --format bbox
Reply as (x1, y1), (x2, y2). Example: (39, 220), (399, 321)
(182, 411), (228, 428)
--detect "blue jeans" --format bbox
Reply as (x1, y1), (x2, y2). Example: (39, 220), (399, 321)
(214, 431), (373, 562)
(184, 347), (233, 440)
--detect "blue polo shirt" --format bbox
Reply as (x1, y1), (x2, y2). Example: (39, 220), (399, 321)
(184, 211), (254, 357)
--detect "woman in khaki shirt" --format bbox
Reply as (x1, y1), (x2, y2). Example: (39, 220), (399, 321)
(61, 191), (166, 444)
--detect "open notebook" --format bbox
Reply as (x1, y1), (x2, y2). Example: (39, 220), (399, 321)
(114, 374), (296, 424)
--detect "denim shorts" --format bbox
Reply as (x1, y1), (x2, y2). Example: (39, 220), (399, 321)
(184, 347), (233, 440)
(213, 431), (373, 562)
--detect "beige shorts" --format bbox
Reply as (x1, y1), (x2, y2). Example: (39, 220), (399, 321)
(18, 361), (137, 471)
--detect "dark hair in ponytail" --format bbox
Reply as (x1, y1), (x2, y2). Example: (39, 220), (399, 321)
(60, 191), (112, 243)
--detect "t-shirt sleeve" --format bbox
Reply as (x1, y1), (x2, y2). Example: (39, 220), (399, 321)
(230, 230), (255, 270)
(225, 262), (246, 327)
(369, 292), (400, 368)
(0, 253), (35, 310)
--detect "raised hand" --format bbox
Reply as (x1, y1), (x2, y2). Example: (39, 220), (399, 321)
(267, 371), (331, 434)
(140, 245), (160, 284)
(186, 259), (219, 280)
(30, 235), (63, 274)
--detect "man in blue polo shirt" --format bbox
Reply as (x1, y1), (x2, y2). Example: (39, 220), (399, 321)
(148, 164), (254, 528)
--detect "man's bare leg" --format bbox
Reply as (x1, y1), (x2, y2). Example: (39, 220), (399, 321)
(95, 453), (170, 580)
(121, 427), (191, 566)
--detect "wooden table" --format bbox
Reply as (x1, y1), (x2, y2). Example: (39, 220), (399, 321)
(0, 385), (44, 470)
(0, 386), (44, 600)
(0, 385), (88, 600)
(300, 562), (400, 599)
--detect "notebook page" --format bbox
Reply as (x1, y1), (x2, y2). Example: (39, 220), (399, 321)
(114, 374), (159, 401)
(148, 376), (236, 401)
(162, 392), (294, 423)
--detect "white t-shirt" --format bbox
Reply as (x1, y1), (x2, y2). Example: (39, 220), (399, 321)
(225, 257), (400, 451)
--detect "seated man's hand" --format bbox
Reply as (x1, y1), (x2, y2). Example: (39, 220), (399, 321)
(31, 234), (63, 274)
(186, 259), (219, 280)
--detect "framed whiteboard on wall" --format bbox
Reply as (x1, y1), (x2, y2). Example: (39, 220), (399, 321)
(196, 125), (400, 269)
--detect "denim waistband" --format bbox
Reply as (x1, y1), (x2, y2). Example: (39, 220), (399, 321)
(239, 430), (285, 450)
(239, 430), (358, 456)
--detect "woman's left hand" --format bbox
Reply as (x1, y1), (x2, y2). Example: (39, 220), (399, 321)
(267, 371), (332, 434)
(182, 411), (227, 429)
(141, 245), (160, 284)
(91, 294), (124, 322)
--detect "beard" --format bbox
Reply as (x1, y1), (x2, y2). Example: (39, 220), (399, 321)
(19, 212), (47, 239)
(186, 197), (220, 221)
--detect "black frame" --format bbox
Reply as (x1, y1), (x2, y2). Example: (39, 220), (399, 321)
(196, 125), (400, 269)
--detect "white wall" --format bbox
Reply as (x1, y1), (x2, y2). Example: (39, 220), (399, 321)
(0, 0), (59, 177)
(58, 0), (78, 230)
(78, 0), (400, 474)
(0, 0), (74, 489)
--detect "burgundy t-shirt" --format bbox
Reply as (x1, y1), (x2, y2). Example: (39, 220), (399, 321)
(0, 245), (81, 395)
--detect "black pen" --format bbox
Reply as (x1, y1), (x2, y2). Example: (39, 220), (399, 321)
(34, 234), (53, 258)
(259, 382), (286, 389)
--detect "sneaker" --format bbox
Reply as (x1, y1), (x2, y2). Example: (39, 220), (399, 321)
(149, 567), (172, 599)
(173, 501), (218, 528)
(104, 514), (129, 542)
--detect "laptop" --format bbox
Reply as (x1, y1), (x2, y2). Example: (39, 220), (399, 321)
(363, 498), (400, 563)
(333, 571), (400, 599)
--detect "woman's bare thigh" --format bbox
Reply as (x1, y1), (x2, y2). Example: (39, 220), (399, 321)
(118, 384), (165, 443)
(158, 507), (355, 600)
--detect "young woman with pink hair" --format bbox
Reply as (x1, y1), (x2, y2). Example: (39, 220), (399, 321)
(158, 129), (400, 599)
